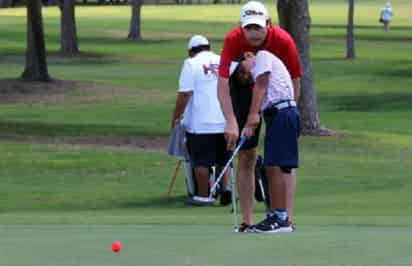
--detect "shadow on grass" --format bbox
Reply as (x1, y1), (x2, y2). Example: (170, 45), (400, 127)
(313, 33), (412, 42)
(311, 24), (412, 42)
(376, 67), (412, 79)
(312, 24), (412, 31)
(80, 36), (174, 46)
(0, 49), (118, 64)
(115, 195), (233, 210)
(117, 195), (190, 209)
(322, 92), (412, 112)
(28, 195), (226, 212)
(0, 120), (167, 138)
(0, 38), (180, 66)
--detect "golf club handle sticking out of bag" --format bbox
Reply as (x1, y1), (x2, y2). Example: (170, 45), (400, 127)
(209, 134), (248, 198)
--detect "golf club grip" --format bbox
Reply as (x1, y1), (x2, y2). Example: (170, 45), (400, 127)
(238, 134), (247, 147)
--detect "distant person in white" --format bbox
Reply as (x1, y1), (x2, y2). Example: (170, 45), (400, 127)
(380, 2), (393, 32)
(171, 35), (232, 206)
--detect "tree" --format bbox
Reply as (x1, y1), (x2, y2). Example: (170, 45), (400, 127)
(128, 0), (142, 40)
(59, 0), (79, 54)
(21, 0), (51, 81)
(277, 0), (325, 135)
(346, 0), (355, 59)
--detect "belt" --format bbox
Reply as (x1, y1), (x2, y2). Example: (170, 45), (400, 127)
(265, 100), (296, 112)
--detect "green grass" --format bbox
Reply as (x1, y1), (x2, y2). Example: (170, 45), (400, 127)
(2, 225), (412, 266)
(1, 2), (412, 137)
(0, 136), (411, 223)
(0, 1), (412, 265)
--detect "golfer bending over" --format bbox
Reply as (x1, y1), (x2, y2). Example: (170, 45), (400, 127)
(239, 50), (300, 233)
(218, 1), (302, 232)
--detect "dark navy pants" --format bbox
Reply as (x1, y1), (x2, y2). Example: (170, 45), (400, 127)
(263, 107), (300, 168)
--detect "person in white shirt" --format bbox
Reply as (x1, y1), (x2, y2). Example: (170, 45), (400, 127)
(171, 35), (232, 206)
(380, 2), (393, 32)
(238, 50), (300, 233)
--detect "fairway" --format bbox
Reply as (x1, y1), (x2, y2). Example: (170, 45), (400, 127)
(0, 0), (412, 265)
(2, 225), (412, 266)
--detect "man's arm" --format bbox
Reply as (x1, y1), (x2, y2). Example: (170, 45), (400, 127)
(218, 77), (236, 124)
(278, 30), (303, 90)
(243, 72), (269, 138)
(171, 91), (192, 130)
(174, 57), (194, 130)
(293, 77), (301, 102)
(218, 77), (239, 150)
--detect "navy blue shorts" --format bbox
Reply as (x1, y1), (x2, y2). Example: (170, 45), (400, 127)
(263, 107), (300, 168)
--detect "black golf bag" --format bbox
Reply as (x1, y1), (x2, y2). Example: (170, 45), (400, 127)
(254, 155), (270, 209)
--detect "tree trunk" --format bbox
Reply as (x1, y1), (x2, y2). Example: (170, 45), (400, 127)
(346, 0), (355, 59)
(128, 0), (142, 40)
(277, 0), (324, 135)
(59, 0), (79, 55)
(21, 0), (50, 82)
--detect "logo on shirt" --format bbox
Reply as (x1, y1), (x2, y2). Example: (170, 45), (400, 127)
(203, 63), (219, 77)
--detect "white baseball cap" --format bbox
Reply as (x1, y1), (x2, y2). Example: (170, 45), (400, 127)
(187, 35), (209, 50)
(240, 1), (269, 28)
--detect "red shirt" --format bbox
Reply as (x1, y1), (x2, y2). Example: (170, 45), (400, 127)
(218, 26), (302, 80)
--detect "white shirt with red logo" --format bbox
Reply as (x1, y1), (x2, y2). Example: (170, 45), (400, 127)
(178, 51), (226, 134)
(251, 50), (294, 111)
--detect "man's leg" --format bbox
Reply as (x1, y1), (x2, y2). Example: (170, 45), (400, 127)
(268, 166), (296, 222)
(286, 169), (296, 223)
(254, 108), (299, 233)
(194, 167), (210, 197)
(253, 166), (293, 232)
(266, 167), (290, 210)
(237, 148), (257, 225)
(185, 133), (216, 206)
(215, 133), (233, 206)
(384, 21), (389, 32)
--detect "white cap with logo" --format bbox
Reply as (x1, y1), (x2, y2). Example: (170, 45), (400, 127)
(240, 1), (269, 28)
(187, 35), (209, 50)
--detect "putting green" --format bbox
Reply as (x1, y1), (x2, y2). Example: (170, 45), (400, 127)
(1, 225), (412, 266)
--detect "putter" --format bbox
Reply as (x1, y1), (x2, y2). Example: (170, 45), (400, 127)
(209, 135), (247, 231)
(229, 166), (238, 231)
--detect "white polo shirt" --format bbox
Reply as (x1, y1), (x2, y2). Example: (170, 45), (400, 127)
(251, 50), (294, 111)
(178, 51), (226, 134)
(381, 6), (393, 21)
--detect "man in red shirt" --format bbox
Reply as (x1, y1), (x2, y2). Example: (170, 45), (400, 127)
(217, 1), (302, 232)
